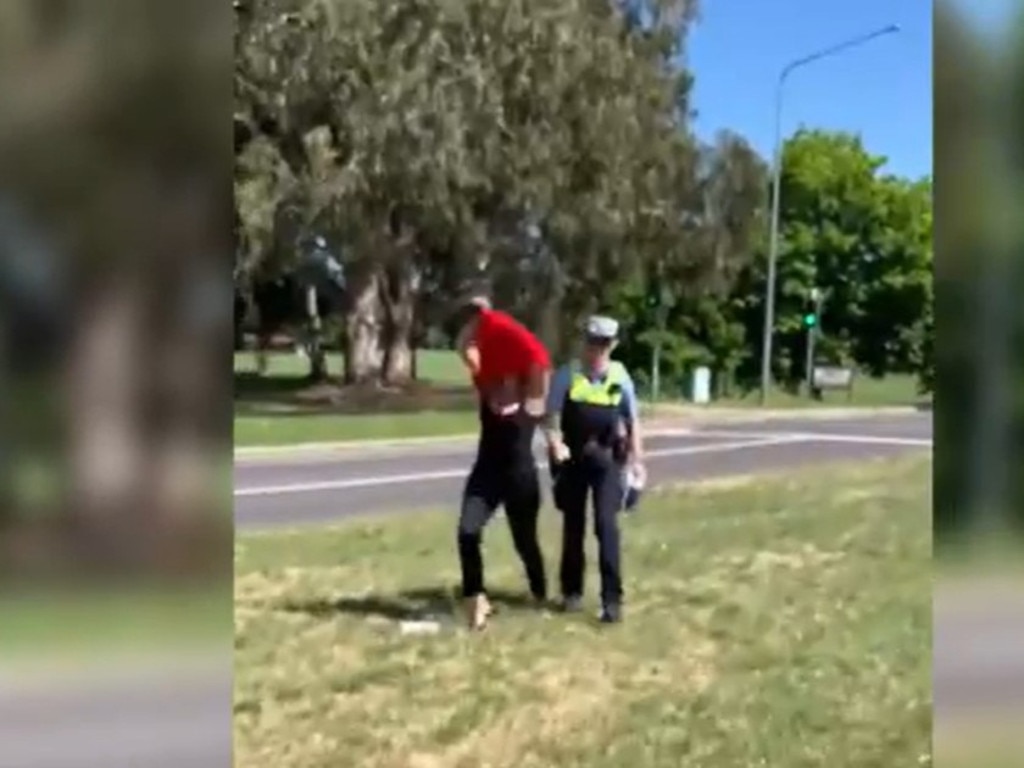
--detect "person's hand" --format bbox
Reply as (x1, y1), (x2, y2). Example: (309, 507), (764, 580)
(486, 378), (521, 416)
(492, 401), (521, 417)
(523, 397), (545, 418)
(464, 347), (481, 377)
(629, 461), (647, 487)
(549, 438), (571, 464)
(522, 365), (550, 418)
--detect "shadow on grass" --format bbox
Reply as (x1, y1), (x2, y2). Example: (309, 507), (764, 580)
(277, 585), (543, 623)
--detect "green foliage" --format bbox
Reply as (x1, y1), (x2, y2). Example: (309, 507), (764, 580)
(608, 129), (933, 399)
(732, 130), (932, 390)
(234, 2), (932, 400)
(235, 0), (707, 379)
(611, 129), (769, 395)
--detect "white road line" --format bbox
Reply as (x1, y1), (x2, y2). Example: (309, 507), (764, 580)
(798, 433), (931, 447)
(234, 436), (801, 497)
(234, 427), (703, 467)
(673, 428), (933, 447)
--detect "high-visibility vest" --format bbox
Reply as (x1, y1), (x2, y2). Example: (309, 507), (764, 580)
(567, 361), (628, 406)
(561, 361), (628, 452)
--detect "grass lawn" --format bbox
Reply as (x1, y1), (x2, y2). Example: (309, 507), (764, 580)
(235, 410), (482, 446)
(233, 350), (926, 408)
(235, 349), (478, 445)
(0, 583), (229, 660)
(234, 349), (467, 385)
(234, 356), (926, 447)
(235, 455), (932, 767)
(713, 372), (925, 409)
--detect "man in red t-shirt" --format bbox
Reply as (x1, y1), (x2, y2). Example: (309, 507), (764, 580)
(456, 297), (551, 417)
(452, 297), (552, 630)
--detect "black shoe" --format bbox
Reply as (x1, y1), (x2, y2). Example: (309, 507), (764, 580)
(561, 595), (583, 613)
(599, 603), (622, 624)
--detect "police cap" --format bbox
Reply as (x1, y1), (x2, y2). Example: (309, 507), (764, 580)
(585, 315), (619, 341)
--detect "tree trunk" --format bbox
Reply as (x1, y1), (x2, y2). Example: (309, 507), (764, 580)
(308, 349), (328, 381)
(253, 301), (269, 376)
(66, 283), (148, 569)
(344, 269), (384, 384)
(60, 269), (231, 578)
(0, 326), (12, 530)
(304, 285), (328, 381)
(381, 263), (415, 385)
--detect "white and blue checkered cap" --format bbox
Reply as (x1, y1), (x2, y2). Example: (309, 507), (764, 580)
(585, 315), (619, 339)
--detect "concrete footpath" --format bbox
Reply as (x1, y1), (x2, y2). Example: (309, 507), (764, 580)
(235, 405), (925, 460)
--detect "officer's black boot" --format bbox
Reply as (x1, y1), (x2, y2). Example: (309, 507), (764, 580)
(599, 603), (622, 624)
(561, 595), (583, 613)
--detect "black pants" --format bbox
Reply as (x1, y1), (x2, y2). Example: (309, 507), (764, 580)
(556, 456), (624, 605)
(457, 461), (547, 599)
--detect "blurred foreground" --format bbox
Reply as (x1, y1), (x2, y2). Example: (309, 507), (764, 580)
(0, 0), (1021, 765)
(934, 1), (1024, 764)
(0, 3), (232, 766)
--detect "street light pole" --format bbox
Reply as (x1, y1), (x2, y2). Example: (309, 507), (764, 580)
(758, 24), (900, 405)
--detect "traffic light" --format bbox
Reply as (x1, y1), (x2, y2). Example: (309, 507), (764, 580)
(803, 288), (822, 328)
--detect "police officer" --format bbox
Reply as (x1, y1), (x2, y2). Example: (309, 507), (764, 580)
(543, 315), (645, 623)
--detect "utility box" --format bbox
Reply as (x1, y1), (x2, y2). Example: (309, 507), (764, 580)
(690, 366), (711, 404)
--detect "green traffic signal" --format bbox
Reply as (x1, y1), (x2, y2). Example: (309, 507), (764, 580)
(803, 313), (817, 327)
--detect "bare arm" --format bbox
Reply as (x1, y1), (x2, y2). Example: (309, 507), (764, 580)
(628, 418), (644, 463)
(622, 375), (644, 463)
(542, 411), (562, 449)
(455, 322), (480, 377)
(543, 365), (570, 450)
(523, 364), (550, 418)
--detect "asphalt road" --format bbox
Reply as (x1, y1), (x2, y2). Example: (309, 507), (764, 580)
(934, 585), (1024, 718)
(0, 657), (231, 768)
(235, 412), (933, 529)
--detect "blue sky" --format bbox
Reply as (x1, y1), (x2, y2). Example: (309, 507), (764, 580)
(687, 0), (932, 179)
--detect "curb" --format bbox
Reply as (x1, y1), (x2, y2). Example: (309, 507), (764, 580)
(236, 433), (479, 457)
(234, 405), (923, 459)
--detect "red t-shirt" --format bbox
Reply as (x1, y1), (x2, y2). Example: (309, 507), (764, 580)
(472, 308), (551, 390)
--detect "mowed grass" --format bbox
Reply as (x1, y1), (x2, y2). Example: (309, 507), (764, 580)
(235, 410), (481, 446)
(234, 349), (478, 445)
(717, 372), (925, 409)
(234, 348), (925, 446)
(234, 456), (932, 767)
(233, 349), (467, 385)
(232, 350), (925, 408)
(0, 583), (228, 659)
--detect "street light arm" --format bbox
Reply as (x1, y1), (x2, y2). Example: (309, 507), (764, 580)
(780, 24), (900, 84)
(757, 22), (900, 406)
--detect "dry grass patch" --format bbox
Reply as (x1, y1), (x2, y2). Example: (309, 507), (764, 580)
(235, 455), (931, 767)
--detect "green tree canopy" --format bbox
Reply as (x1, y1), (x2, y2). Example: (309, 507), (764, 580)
(234, 0), (703, 380)
(735, 129), (933, 388)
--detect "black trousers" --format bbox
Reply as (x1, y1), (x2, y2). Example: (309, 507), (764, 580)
(555, 455), (624, 605)
(457, 460), (547, 599)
